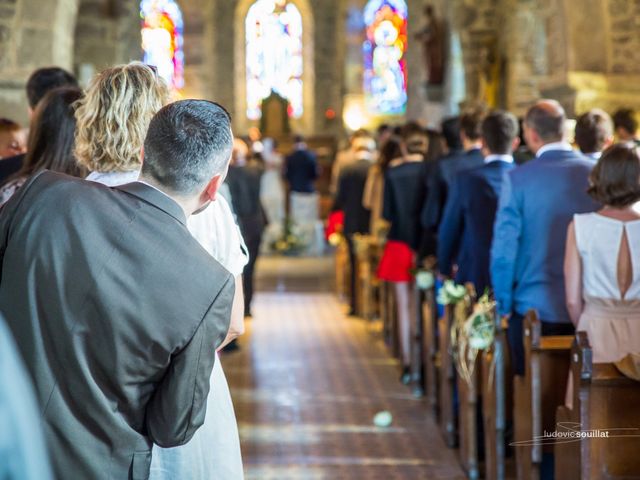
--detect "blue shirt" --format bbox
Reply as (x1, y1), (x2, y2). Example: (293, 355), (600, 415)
(490, 148), (598, 322)
(0, 317), (53, 479)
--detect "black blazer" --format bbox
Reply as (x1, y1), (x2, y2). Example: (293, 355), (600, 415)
(0, 153), (24, 186)
(226, 164), (266, 239)
(383, 161), (428, 251)
(437, 160), (515, 293)
(0, 172), (234, 480)
(284, 149), (319, 193)
(334, 158), (371, 235)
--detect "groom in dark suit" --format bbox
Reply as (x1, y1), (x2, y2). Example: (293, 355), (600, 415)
(437, 110), (518, 294)
(0, 100), (235, 480)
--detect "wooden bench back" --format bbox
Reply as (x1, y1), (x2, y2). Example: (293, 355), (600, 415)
(421, 280), (439, 417)
(482, 312), (512, 480)
(556, 332), (640, 479)
(514, 311), (573, 480)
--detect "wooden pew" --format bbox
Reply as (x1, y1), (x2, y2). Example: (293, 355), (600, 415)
(334, 237), (349, 303)
(439, 302), (459, 447)
(421, 275), (440, 416)
(455, 286), (480, 478)
(555, 332), (640, 479)
(410, 285), (425, 397)
(514, 311), (573, 480)
(355, 235), (375, 320)
(482, 313), (512, 480)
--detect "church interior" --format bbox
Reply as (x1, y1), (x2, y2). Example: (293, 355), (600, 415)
(2, 0), (640, 479)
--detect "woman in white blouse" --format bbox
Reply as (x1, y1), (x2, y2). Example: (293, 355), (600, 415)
(74, 62), (247, 479)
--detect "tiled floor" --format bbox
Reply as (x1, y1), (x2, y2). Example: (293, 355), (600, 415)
(222, 256), (465, 479)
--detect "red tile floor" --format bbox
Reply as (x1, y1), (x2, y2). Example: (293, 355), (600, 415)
(221, 257), (466, 479)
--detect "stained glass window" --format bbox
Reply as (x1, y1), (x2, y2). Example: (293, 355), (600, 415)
(246, 0), (303, 120)
(363, 0), (408, 115)
(140, 0), (184, 91)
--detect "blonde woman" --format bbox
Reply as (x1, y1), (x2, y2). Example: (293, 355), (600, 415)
(75, 62), (246, 479)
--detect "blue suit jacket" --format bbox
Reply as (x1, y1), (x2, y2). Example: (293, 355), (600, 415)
(490, 149), (599, 322)
(438, 160), (515, 294)
(421, 148), (484, 230)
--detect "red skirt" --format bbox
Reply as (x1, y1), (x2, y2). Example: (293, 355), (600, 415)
(377, 240), (415, 282)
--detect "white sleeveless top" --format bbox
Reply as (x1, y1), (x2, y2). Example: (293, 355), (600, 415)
(574, 213), (640, 300)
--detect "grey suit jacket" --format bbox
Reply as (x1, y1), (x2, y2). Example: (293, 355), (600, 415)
(0, 172), (234, 480)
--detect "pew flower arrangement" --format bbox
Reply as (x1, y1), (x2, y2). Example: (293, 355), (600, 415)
(454, 293), (497, 387)
(437, 280), (467, 305)
(271, 219), (307, 255)
(415, 270), (435, 290)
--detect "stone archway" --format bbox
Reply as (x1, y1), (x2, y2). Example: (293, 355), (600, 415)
(233, 0), (315, 135)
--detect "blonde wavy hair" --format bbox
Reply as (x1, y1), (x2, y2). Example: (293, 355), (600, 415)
(74, 62), (170, 172)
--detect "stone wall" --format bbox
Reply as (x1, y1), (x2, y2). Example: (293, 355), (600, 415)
(5, 0), (640, 130)
(0, 0), (78, 124)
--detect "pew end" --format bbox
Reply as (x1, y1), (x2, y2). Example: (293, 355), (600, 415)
(514, 310), (573, 480)
(555, 331), (640, 479)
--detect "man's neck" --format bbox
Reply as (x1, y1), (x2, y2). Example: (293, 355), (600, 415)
(462, 139), (482, 152)
(137, 174), (195, 217)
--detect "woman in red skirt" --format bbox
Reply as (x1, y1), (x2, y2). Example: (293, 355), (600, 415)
(377, 123), (429, 383)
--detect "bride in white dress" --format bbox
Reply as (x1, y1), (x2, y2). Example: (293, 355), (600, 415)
(75, 62), (246, 479)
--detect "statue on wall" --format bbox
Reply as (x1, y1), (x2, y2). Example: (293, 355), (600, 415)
(476, 38), (505, 109)
(415, 5), (446, 86)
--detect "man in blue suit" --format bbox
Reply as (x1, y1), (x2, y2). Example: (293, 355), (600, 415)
(421, 108), (486, 234)
(438, 111), (519, 295)
(491, 100), (598, 377)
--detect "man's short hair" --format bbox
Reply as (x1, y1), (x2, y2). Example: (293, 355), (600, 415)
(26, 67), (78, 109)
(524, 100), (566, 142)
(574, 109), (613, 154)
(459, 107), (486, 141)
(141, 100), (234, 195)
(612, 108), (638, 137)
(482, 110), (519, 155)
(441, 116), (462, 151)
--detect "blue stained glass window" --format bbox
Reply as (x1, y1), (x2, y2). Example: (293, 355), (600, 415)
(363, 0), (408, 115)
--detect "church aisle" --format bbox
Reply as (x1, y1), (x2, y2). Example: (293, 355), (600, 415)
(222, 259), (465, 479)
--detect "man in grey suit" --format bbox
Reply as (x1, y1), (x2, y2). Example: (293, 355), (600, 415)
(0, 100), (236, 479)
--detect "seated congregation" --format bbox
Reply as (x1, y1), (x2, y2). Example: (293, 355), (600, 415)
(333, 103), (640, 479)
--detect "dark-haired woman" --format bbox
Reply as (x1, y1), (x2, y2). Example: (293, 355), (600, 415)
(0, 87), (85, 205)
(564, 143), (640, 390)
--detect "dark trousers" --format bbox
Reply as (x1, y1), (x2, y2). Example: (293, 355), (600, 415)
(506, 311), (575, 376)
(346, 235), (358, 314)
(242, 230), (263, 316)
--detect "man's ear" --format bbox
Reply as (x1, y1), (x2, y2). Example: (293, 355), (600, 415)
(511, 137), (521, 152)
(604, 135), (614, 149)
(203, 174), (223, 202)
(139, 146), (145, 166)
(481, 138), (490, 157)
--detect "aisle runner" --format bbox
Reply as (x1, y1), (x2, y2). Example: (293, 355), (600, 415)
(222, 293), (465, 480)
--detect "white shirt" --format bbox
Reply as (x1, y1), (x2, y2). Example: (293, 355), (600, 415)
(484, 154), (514, 164)
(86, 171), (249, 276)
(535, 141), (574, 158)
